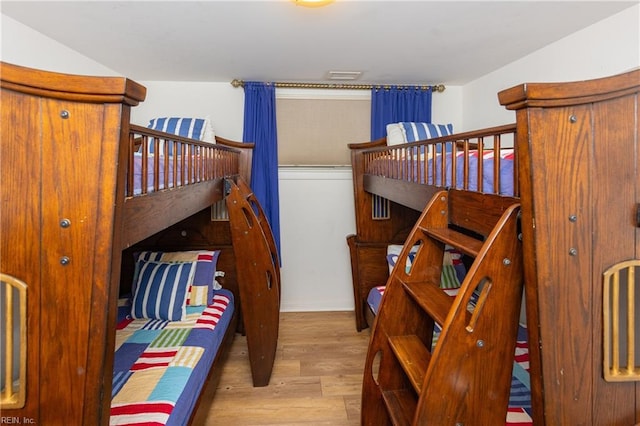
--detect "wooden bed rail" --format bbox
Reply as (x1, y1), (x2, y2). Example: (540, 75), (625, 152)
(348, 124), (518, 242)
(121, 126), (254, 248)
(127, 124), (245, 197)
(356, 124), (518, 199)
(348, 124), (516, 151)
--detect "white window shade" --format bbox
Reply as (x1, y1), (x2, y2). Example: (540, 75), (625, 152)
(276, 97), (370, 166)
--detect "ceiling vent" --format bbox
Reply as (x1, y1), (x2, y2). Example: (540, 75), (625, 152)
(327, 71), (362, 81)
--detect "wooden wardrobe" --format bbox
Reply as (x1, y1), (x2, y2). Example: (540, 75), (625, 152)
(0, 63), (255, 425)
(499, 69), (640, 425)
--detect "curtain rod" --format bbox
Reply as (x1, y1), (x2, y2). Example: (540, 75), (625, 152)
(230, 79), (445, 92)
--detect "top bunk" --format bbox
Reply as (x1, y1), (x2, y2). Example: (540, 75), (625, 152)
(123, 125), (253, 247)
(347, 123), (519, 245)
(349, 123), (519, 211)
(346, 122), (521, 331)
(0, 61), (254, 250)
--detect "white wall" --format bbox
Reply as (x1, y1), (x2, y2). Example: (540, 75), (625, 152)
(460, 4), (639, 324)
(132, 82), (462, 144)
(131, 81), (245, 140)
(461, 4), (640, 130)
(278, 167), (356, 311)
(1, 15), (117, 76)
(126, 81), (463, 314)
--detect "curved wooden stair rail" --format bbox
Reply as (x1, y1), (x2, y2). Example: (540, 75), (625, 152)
(225, 177), (281, 387)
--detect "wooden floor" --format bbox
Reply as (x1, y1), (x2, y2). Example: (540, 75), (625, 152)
(201, 311), (371, 425)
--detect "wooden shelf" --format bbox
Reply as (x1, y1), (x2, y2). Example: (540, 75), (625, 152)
(382, 389), (417, 426)
(388, 335), (431, 394)
(401, 280), (458, 326)
(419, 226), (483, 258)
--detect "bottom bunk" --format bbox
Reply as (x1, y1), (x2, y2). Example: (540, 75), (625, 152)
(108, 177), (281, 425)
(112, 247), (239, 426)
(112, 289), (236, 425)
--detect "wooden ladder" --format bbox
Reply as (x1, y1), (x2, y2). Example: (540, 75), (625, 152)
(225, 177), (281, 387)
(361, 189), (524, 425)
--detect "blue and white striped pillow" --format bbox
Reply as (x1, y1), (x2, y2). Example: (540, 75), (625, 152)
(387, 122), (454, 152)
(399, 122), (453, 143)
(134, 250), (221, 306)
(149, 117), (206, 139)
(131, 260), (195, 321)
(146, 117), (214, 154)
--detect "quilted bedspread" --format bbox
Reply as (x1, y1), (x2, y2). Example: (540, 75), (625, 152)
(110, 289), (234, 426)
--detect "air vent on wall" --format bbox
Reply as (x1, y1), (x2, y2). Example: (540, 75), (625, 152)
(327, 71), (362, 81)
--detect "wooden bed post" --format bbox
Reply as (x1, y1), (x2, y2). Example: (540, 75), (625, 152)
(346, 138), (421, 331)
(0, 62), (146, 425)
(2, 62), (255, 425)
(216, 135), (255, 184)
(499, 69), (640, 425)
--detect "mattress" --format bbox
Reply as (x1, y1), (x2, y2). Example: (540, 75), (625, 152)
(110, 289), (234, 426)
(367, 286), (532, 425)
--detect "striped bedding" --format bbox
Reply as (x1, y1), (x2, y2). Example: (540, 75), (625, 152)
(110, 289), (234, 425)
(130, 151), (224, 196)
(367, 286), (533, 425)
(131, 152), (176, 195)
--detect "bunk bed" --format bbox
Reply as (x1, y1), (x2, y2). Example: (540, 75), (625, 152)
(349, 124), (528, 424)
(347, 123), (519, 332)
(0, 62), (277, 425)
(350, 69), (640, 424)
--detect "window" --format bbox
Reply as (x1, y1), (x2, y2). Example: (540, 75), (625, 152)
(276, 90), (371, 166)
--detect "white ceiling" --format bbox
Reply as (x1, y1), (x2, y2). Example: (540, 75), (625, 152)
(2, 1), (637, 85)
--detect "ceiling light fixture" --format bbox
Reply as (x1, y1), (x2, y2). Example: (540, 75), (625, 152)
(292, 0), (335, 7)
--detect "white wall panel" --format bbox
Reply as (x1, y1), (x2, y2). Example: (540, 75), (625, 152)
(278, 167), (356, 311)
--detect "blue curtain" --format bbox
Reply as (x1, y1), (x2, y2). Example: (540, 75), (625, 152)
(370, 86), (433, 140)
(242, 81), (281, 259)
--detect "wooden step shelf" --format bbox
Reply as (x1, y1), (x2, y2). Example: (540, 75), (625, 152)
(401, 280), (458, 327)
(382, 389), (417, 426)
(388, 335), (431, 394)
(361, 189), (524, 425)
(419, 226), (484, 258)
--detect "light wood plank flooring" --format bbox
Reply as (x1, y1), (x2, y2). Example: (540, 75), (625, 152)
(202, 311), (371, 425)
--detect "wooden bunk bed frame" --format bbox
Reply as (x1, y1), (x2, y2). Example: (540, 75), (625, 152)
(347, 123), (519, 332)
(349, 69), (640, 424)
(0, 62), (276, 425)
